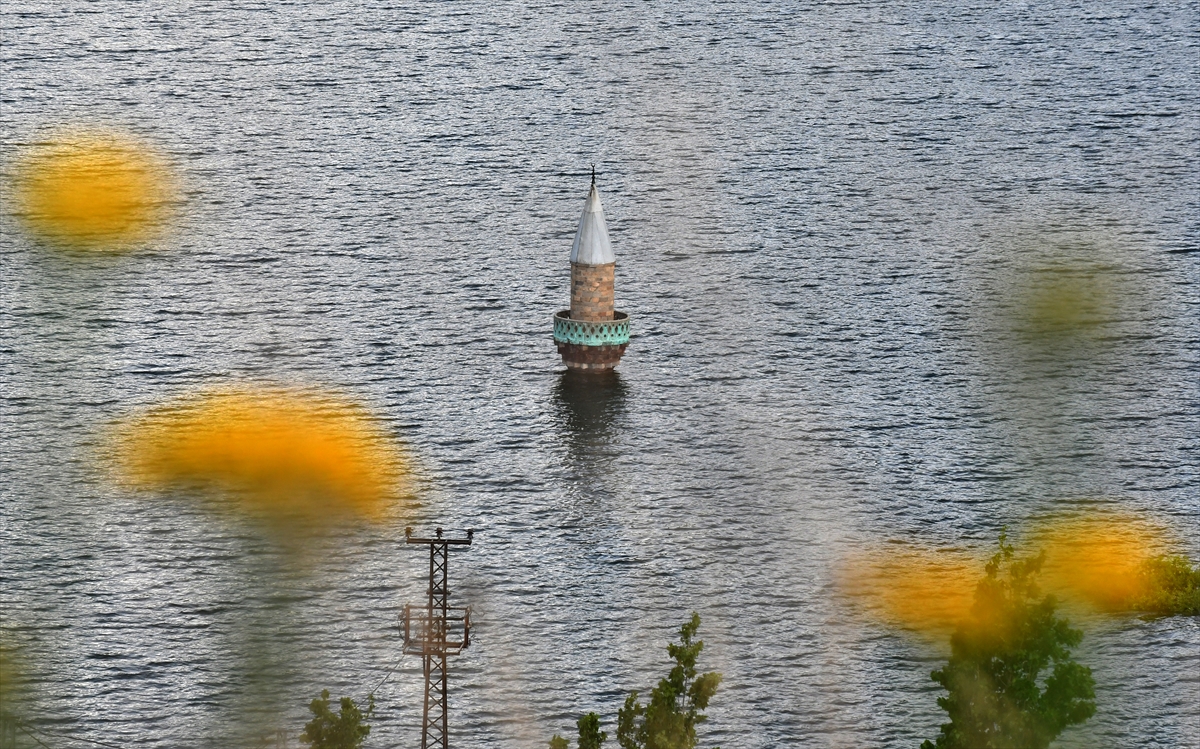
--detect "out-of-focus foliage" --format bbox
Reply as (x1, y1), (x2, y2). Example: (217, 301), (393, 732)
(1128, 554), (1200, 616)
(1017, 265), (1114, 340)
(300, 690), (374, 749)
(991, 240), (1134, 358)
(549, 614), (721, 749)
(921, 532), (1095, 749)
(0, 640), (27, 737)
(110, 385), (410, 526)
(10, 129), (175, 252)
(978, 243), (1148, 387)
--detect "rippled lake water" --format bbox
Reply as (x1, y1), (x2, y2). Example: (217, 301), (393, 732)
(2, 1), (1198, 747)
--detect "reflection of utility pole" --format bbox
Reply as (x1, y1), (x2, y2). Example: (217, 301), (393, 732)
(402, 527), (473, 749)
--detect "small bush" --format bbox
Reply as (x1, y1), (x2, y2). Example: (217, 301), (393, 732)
(550, 613), (721, 749)
(550, 713), (606, 749)
(300, 690), (374, 749)
(1129, 554), (1200, 616)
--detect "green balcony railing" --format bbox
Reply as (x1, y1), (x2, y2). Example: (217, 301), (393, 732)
(552, 310), (630, 346)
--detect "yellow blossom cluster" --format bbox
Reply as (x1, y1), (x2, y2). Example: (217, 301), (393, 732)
(112, 386), (409, 524)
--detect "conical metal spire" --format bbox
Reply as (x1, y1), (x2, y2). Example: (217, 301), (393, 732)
(569, 182), (614, 265)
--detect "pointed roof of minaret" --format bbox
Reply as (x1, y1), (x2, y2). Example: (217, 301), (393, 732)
(570, 177), (614, 265)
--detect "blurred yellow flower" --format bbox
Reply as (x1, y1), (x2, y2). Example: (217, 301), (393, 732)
(111, 386), (410, 524)
(838, 546), (980, 636)
(842, 512), (1180, 637)
(1034, 512), (1169, 611)
(12, 129), (175, 251)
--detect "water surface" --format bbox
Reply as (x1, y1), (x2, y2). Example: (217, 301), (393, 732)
(2, 1), (1198, 746)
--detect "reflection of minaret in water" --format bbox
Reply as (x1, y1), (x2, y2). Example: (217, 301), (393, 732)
(553, 368), (628, 452)
(553, 171), (630, 370)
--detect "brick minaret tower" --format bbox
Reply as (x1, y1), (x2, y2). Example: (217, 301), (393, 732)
(553, 173), (630, 370)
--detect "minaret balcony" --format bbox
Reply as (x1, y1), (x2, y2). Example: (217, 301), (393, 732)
(553, 310), (630, 346)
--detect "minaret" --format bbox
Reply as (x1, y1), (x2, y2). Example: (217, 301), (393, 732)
(553, 173), (630, 370)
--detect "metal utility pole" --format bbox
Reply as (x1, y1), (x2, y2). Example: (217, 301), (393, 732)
(402, 526), (473, 749)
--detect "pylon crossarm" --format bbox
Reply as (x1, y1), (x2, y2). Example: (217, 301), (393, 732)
(404, 526), (475, 545)
(401, 606), (471, 655)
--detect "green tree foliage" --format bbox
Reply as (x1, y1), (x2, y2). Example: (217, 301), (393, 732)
(617, 613), (722, 749)
(550, 614), (721, 749)
(550, 713), (606, 749)
(300, 690), (375, 749)
(1129, 554), (1200, 615)
(579, 712), (608, 749)
(922, 532), (1095, 749)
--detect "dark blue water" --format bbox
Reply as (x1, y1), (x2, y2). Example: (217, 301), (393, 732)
(2, 1), (1198, 746)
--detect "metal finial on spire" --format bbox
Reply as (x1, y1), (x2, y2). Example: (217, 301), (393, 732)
(591, 164), (596, 185)
(570, 176), (613, 265)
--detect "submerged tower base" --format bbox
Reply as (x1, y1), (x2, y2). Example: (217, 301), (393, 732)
(553, 310), (630, 371)
(556, 342), (629, 371)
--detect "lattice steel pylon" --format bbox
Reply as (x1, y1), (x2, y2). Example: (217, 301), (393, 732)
(402, 527), (473, 749)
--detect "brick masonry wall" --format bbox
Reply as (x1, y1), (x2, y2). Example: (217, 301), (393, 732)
(570, 262), (615, 321)
(556, 341), (628, 370)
